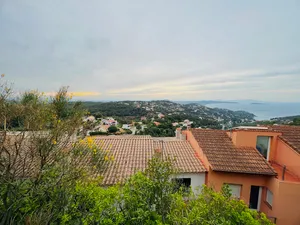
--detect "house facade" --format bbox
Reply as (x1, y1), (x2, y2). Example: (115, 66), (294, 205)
(183, 126), (300, 225)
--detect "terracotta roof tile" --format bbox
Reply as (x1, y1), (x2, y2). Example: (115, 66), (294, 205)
(154, 140), (206, 173)
(3, 134), (206, 185)
(190, 129), (276, 175)
(269, 126), (300, 153)
(94, 135), (152, 139)
(93, 136), (206, 185)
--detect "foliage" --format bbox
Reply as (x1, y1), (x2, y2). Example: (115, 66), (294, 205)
(291, 117), (300, 126)
(89, 131), (108, 136)
(108, 125), (118, 133)
(0, 77), (112, 224)
(124, 129), (132, 134)
(169, 185), (272, 225)
(84, 101), (147, 117)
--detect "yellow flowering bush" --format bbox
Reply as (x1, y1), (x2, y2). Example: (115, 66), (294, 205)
(73, 136), (114, 174)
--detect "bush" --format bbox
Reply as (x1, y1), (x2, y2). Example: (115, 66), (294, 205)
(125, 129), (132, 134)
(89, 131), (108, 136)
(108, 125), (118, 133)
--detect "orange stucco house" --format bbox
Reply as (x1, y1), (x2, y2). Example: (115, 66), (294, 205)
(182, 126), (300, 225)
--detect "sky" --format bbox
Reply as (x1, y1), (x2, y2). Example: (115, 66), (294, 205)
(0, 0), (300, 102)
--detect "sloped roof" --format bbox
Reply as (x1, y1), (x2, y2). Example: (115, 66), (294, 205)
(190, 129), (276, 175)
(154, 140), (206, 173)
(269, 126), (300, 154)
(2, 133), (206, 185)
(93, 136), (206, 185)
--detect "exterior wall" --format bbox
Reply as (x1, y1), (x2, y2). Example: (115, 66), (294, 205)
(173, 173), (206, 194)
(260, 177), (280, 223)
(275, 181), (300, 225)
(184, 130), (210, 171)
(206, 168), (271, 206)
(261, 179), (300, 225)
(275, 140), (300, 177)
(228, 131), (281, 161)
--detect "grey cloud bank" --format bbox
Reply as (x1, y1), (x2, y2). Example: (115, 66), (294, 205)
(0, 0), (300, 101)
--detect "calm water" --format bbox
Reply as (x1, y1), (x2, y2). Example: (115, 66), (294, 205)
(206, 102), (300, 120)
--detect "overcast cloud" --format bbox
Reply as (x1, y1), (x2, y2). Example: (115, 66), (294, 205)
(0, 0), (300, 101)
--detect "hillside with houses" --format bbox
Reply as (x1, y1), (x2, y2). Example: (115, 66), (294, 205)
(82, 100), (256, 136)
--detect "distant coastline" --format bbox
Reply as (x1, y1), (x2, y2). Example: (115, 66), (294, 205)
(176, 100), (238, 105)
(205, 102), (300, 120)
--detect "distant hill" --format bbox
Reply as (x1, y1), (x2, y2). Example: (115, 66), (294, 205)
(175, 100), (238, 105)
(271, 115), (300, 121)
(82, 100), (256, 126)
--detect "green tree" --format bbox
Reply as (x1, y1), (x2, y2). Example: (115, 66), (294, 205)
(136, 124), (142, 130)
(108, 125), (118, 133)
(0, 77), (111, 224)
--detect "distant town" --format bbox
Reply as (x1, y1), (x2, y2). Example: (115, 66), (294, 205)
(81, 100), (257, 137)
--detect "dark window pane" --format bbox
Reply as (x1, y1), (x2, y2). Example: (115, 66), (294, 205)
(249, 186), (260, 209)
(256, 136), (270, 159)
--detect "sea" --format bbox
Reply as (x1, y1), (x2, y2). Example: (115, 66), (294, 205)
(205, 102), (300, 121)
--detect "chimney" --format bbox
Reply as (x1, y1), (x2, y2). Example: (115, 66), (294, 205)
(175, 128), (181, 140)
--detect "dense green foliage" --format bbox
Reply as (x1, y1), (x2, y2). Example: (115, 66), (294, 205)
(89, 131), (108, 136)
(83, 101), (147, 117)
(291, 117), (300, 125)
(0, 153), (273, 225)
(108, 125), (118, 133)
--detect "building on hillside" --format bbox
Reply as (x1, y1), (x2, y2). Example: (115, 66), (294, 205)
(92, 135), (206, 192)
(102, 118), (118, 126)
(83, 116), (96, 122)
(153, 121), (161, 126)
(122, 124), (131, 130)
(182, 126), (300, 225)
(158, 113), (165, 119)
(98, 125), (109, 132)
(141, 116), (147, 121)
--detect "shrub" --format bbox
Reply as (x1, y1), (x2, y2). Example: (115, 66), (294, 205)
(108, 125), (118, 133)
(89, 131), (108, 136)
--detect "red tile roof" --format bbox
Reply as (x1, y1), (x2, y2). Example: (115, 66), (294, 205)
(190, 129), (277, 175)
(154, 140), (206, 173)
(94, 136), (206, 185)
(269, 126), (300, 154)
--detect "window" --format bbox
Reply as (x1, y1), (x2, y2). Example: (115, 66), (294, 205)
(266, 189), (273, 207)
(249, 186), (262, 211)
(256, 136), (271, 159)
(173, 178), (191, 192)
(227, 184), (242, 198)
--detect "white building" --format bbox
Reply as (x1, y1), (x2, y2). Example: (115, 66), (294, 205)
(122, 124), (131, 129)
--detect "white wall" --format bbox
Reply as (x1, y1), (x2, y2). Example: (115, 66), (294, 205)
(172, 173), (206, 194)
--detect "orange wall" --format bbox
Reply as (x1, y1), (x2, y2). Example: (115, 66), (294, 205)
(260, 178), (280, 221)
(229, 131), (280, 161)
(207, 169), (271, 206)
(275, 140), (300, 177)
(275, 181), (300, 225)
